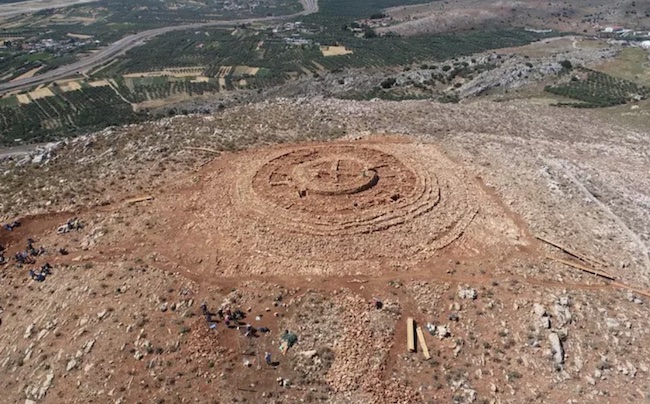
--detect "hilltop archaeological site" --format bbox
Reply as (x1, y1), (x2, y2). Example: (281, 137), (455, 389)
(1, 98), (650, 403)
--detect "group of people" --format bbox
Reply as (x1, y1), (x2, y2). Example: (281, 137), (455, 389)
(14, 239), (46, 266)
(200, 303), (271, 336)
(0, 235), (55, 282)
(29, 263), (52, 282)
(200, 302), (277, 367)
(2, 220), (20, 231)
(57, 218), (83, 234)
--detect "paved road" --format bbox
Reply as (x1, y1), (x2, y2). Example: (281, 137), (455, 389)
(0, 0), (318, 95)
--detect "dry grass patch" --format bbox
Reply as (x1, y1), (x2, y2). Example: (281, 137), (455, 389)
(320, 46), (353, 57)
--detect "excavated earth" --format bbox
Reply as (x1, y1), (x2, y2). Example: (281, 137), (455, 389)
(0, 98), (650, 404)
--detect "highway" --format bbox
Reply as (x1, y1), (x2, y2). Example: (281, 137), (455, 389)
(0, 0), (318, 95)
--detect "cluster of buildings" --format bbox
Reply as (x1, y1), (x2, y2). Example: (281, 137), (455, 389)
(601, 26), (650, 37)
(271, 21), (314, 47)
(0, 37), (96, 53)
(272, 21), (305, 34)
(354, 16), (392, 29)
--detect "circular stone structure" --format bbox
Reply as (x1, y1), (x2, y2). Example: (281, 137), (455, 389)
(248, 145), (436, 236)
(195, 140), (479, 274)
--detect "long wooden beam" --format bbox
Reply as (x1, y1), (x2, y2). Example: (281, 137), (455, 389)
(123, 195), (154, 205)
(415, 326), (430, 360)
(537, 235), (608, 267)
(546, 255), (615, 281)
(406, 317), (415, 352)
(611, 282), (650, 299)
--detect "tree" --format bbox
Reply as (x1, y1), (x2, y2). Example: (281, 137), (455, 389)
(380, 78), (396, 89)
(560, 60), (573, 70)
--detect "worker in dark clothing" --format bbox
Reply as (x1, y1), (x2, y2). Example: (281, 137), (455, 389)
(3, 221), (19, 231)
(29, 270), (45, 282)
(244, 324), (256, 337)
(15, 252), (27, 264)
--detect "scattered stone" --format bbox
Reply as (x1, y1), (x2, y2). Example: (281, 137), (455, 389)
(38, 373), (54, 399)
(458, 287), (477, 300)
(84, 339), (96, 354)
(66, 359), (78, 372)
(437, 325), (451, 339)
(160, 302), (168, 312)
(553, 302), (572, 326)
(533, 303), (546, 317)
(300, 350), (318, 358)
(97, 309), (108, 320)
(548, 333), (564, 365)
(540, 316), (551, 329)
(37, 329), (48, 341)
(24, 324), (35, 339)
(605, 318), (620, 329)
(134, 351), (144, 360)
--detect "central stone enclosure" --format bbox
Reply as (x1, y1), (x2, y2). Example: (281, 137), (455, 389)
(249, 145), (438, 235)
(292, 157), (379, 196)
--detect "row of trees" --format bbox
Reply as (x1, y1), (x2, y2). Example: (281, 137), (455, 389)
(546, 69), (650, 108)
(0, 87), (143, 145)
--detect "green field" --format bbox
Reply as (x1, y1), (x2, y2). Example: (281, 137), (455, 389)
(0, 96), (19, 107)
(0, 87), (144, 146)
(545, 68), (650, 108)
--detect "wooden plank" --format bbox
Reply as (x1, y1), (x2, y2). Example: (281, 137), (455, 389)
(406, 317), (415, 352)
(546, 255), (615, 281)
(416, 326), (430, 360)
(537, 235), (607, 267)
(123, 195), (154, 205)
(611, 282), (650, 299)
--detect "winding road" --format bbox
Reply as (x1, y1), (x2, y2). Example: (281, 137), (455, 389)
(0, 0), (318, 95)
